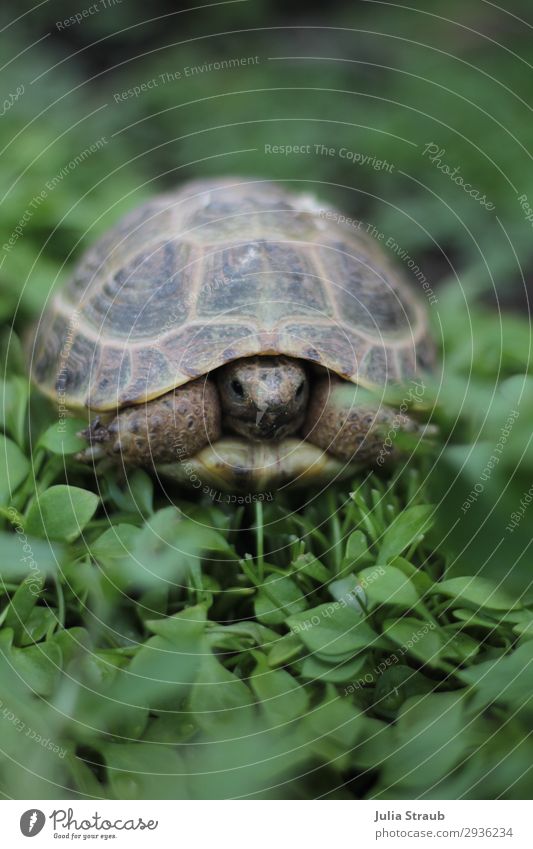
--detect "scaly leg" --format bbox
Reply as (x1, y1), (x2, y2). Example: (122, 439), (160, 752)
(304, 376), (421, 464)
(76, 378), (221, 466)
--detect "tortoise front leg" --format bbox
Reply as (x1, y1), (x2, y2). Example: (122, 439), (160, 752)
(304, 376), (420, 464)
(76, 378), (221, 466)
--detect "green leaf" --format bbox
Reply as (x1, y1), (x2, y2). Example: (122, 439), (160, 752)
(0, 376), (28, 446)
(373, 665), (431, 714)
(19, 606), (58, 646)
(91, 523), (143, 588)
(441, 630), (480, 662)
(431, 577), (520, 611)
(25, 485), (99, 542)
(103, 468), (154, 516)
(301, 690), (365, 765)
(92, 523), (141, 563)
(146, 604), (207, 642)
(142, 712), (196, 745)
(93, 509), (227, 590)
(451, 608), (503, 629)
(300, 653), (367, 684)
(391, 556), (433, 593)
(382, 617), (443, 665)
(128, 469), (154, 516)
(0, 531), (61, 581)
(38, 418), (87, 455)
(189, 653), (255, 731)
(2, 575), (44, 642)
(460, 642), (533, 714)
(358, 565), (419, 608)
(0, 434), (30, 503)
(131, 508), (228, 588)
(66, 756), (105, 798)
(251, 654), (308, 725)
(50, 627), (91, 666)
(329, 576), (365, 611)
(128, 610), (207, 705)
(207, 621), (277, 652)
(379, 505), (434, 562)
(382, 692), (469, 788)
(254, 573), (307, 625)
(0, 630), (61, 697)
(101, 743), (186, 799)
(287, 603), (378, 657)
(513, 620), (533, 640)
(344, 530), (369, 565)
(267, 634), (304, 667)
(99, 632), (204, 722)
(292, 552), (330, 583)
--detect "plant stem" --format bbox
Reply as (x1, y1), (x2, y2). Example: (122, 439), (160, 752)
(54, 575), (65, 630)
(327, 490), (342, 575)
(255, 500), (264, 580)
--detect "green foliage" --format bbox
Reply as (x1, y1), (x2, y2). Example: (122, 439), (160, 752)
(1, 348), (532, 798)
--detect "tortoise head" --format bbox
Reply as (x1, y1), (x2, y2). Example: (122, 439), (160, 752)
(215, 356), (309, 441)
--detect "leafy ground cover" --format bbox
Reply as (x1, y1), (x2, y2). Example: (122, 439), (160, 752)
(1, 303), (532, 798)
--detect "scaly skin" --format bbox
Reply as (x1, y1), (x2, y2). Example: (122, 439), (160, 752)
(76, 360), (424, 486)
(77, 378), (220, 466)
(304, 376), (420, 463)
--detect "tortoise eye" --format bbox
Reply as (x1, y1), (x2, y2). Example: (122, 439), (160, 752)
(296, 381), (305, 397)
(231, 379), (244, 397)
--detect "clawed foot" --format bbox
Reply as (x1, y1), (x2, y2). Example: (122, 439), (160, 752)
(76, 417), (114, 462)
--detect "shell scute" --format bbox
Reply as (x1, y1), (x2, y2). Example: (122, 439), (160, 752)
(318, 243), (415, 335)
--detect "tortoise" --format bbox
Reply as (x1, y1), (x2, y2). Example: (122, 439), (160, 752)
(30, 178), (435, 491)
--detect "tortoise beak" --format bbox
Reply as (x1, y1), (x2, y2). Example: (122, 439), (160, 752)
(257, 422), (279, 440)
(254, 404), (288, 439)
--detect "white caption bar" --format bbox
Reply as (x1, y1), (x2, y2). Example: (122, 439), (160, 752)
(2, 799), (531, 847)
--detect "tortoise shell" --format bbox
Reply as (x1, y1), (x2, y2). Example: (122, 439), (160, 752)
(31, 178), (435, 412)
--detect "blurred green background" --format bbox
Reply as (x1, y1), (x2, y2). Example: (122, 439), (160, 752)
(3, 0), (533, 319)
(1, 0), (533, 801)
